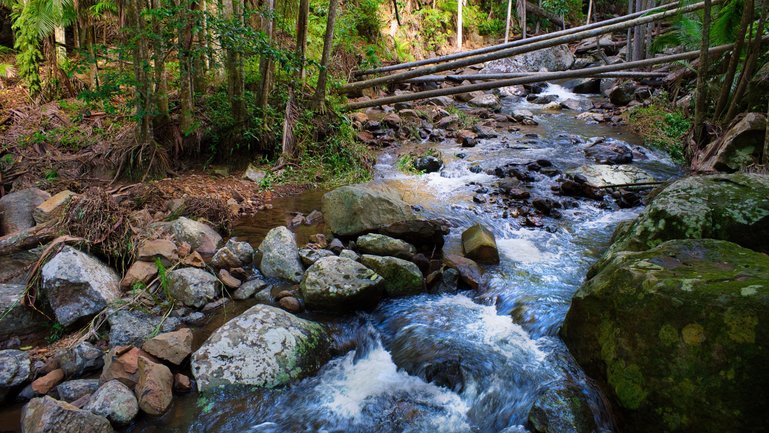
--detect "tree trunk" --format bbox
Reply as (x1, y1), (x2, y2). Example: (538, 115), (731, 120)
(313, 0), (339, 108)
(517, 0), (527, 38)
(225, 0), (246, 136)
(693, 0), (711, 146)
(724, 8), (766, 123)
(586, 0), (593, 24)
(504, 0), (513, 42)
(152, 0), (169, 127)
(256, 0), (275, 110)
(525, 1), (562, 28)
(714, 0), (753, 121)
(127, 0), (154, 145)
(178, 0), (195, 137)
(457, 0), (463, 49)
(632, 0), (645, 61)
(296, 0), (309, 81)
(764, 98), (769, 165)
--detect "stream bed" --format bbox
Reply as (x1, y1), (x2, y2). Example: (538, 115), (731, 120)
(126, 87), (678, 432)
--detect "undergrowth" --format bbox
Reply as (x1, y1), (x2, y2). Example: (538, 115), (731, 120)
(627, 101), (691, 164)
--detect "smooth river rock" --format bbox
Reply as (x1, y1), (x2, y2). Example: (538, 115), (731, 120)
(356, 233), (416, 259)
(300, 256), (384, 311)
(322, 184), (414, 237)
(191, 304), (331, 391)
(258, 226), (304, 283)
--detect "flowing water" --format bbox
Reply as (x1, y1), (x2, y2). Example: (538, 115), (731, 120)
(2, 86), (681, 432)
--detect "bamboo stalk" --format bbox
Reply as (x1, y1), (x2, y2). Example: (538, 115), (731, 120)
(353, 1), (682, 77)
(404, 71), (668, 83)
(344, 40), (746, 111)
(340, 1), (714, 94)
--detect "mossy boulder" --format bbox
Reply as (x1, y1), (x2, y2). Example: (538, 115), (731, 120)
(299, 256), (384, 311)
(322, 184), (414, 237)
(607, 173), (769, 256)
(359, 254), (424, 297)
(527, 382), (597, 433)
(562, 239), (769, 433)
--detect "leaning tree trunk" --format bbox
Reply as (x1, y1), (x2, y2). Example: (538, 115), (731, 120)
(714, 0), (754, 121)
(457, 0), (463, 49)
(152, 0), (169, 128)
(296, 0), (309, 81)
(313, 0), (339, 108)
(693, 0), (711, 146)
(517, 0), (527, 39)
(504, 0), (513, 42)
(256, 0), (275, 110)
(178, 0), (195, 139)
(724, 8), (766, 124)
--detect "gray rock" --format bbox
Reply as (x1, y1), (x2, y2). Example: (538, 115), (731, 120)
(191, 304), (331, 391)
(435, 268), (459, 294)
(584, 141), (633, 165)
(41, 246), (121, 327)
(171, 217), (222, 256)
(253, 287), (273, 305)
(0, 283), (47, 343)
(359, 255), (424, 297)
(107, 308), (181, 347)
(0, 188), (50, 235)
(322, 185), (414, 237)
(609, 82), (637, 106)
(212, 239), (254, 269)
(300, 256), (384, 311)
(232, 278), (269, 300)
(528, 382), (598, 433)
(298, 248), (335, 266)
(468, 94), (501, 110)
(482, 44), (574, 73)
(55, 379), (99, 403)
(414, 155), (443, 173)
(560, 98), (593, 111)
(84, 380), (139, 425)
(338, 249), (360, 261)
(21, 396), (113, 433)
(356, 233), (416, 259)
(57, 342), (103, 377)
(0, 349), (31, 401)
(258, 226), (304, 283)
(168, 268), (220, 308)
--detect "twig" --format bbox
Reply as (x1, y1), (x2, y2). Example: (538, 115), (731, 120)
(595, 180), (667, 189)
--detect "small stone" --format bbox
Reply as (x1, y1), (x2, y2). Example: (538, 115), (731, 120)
(232, 278), (268, 300)
(134, 357), (173, 416)
(167, 268), (220, 308)
(218, 269), (241, 289)
(279, 296), (303, 313)
(31, 369), (65, 395)
(173, 373), (192, 393)
(56, 379), (100, 403)
(299, 248), (335, 266)
(58, 341), (103, 378)
(444, 255), (484, 289)
(141, 328), (193, 365)
(120, 261), (158, 289)
(356, 233), (416, 259)
(180, 251), (206, 268)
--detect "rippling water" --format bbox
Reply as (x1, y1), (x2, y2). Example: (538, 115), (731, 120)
(123, 86), (680, 433)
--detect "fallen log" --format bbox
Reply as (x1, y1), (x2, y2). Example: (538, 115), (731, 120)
(353, 2), (681, 77)
(0, 223), (56, 257)
(340, 0), (713, 94)
(404, 71), (668, 83)
(344, 40), (747, 110)
(525, 1), (564, 28)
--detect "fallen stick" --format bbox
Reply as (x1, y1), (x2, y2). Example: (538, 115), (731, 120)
(0, 223), (56, 257)
(595, 181), (667, 189)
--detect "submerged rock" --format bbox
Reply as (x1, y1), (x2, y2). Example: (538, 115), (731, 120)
(528, 382), (597, 433)
(584, 141), (633, 165)
(300, 256), (384, 310)
(21, 396), (113, 433)
(413, 155), (443, 173)
(191, 304), (331, 391)
(258, 226), (304, 283)
(322, 185), (414, 237)
(359, 255), (424, 297)
(41, 246), (121, 327)
(562, 239), (769, 433)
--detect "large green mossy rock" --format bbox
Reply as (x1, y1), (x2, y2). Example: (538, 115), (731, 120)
(562, 239), (769, 433)
(608, 173), (769, 256)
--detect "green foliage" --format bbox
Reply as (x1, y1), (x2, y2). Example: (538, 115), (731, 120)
(478, 17), (505, 36)
(155, 258), (171, 300)
(542, 0), (582, 20)
(44, 168), (58, 180)
(47, 322), (65, 343)
(627, 102), (691, 164)
(415, 5), (452, 51)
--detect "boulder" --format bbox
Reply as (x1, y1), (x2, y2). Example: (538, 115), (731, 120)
(443, 255), (483, 290)
(0, 188), (50, 235)
(356, 233), (416, 259)
(691, 113), (767, 173)
(298, 248), (335, 266)
(560, 98), (593, 111)
(232, 278), (269, 300)
(359, 255), (423, 297)
(567, 78), (601, 94)
(258, 226), (304, 283)
(609, 82), (636, 106)
(107, 309), (181, 347)
(0, 283), (47, 342)
(300, 256), (384, 311)
(377, 219), (450, 250)
(134, 357), (173, 416)
(243, 164), (266, 183)
(21, 396), (113, 433)
(84, 380), (138, 425)
(339, 249), (359, 261)
(482, 44), (575, 73)
(141, 328), (193, 365)
(584, 141), (633, 165)
(119, 261), (158, 289)
(41, 246), (121, 327)
(0, 349), (31, 401)
(562, 239), (769, 433)
(56, 379), (100, 403)
(171, 217), (222, 256)
(468, 94), (501, 110)
(461, 224), (500, 264)
(100, 347), (156, 387)
(414, 155), (443, 173)
(58, 341), (104, 378)
(33, 190), (76, 225)
(212, 239), (254, 269)
(569, 165), (654, 188)
(167, 268), (220, 308)
(322, 185), (414, 237)
(191, 304), (331, 391)
(607, 173), (769, 255)
(527, 382), (597, 433)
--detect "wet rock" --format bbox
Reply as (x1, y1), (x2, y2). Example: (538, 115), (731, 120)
(134, 356), (173, 416)
(575, 34), (617, 55)
(107, 309), (181, 347)
(528, 383), (597, 433)
(56, 379), (99, 403)
(568, 78), (601, 94)
(300, 256), (384, 311)
(141, 328), (193, 365)
(511, 109), (536, 124)
(99, 347), (155, 387)
(21, 396), (113, 433)
(414, 155), (443, 173)
(359, 255), (424, 297)
(570, 165), (654, 188)
(692, 113), (766, 172)
(120, 261), (158, 289)
(84, 380), (139, 425)
(560, 98), (593, 111)
(382, 113), (401, 129)
(609, 82), (636, 106)
(377, 219), (449, 250)
(461, 224), (499, 264)
(33, 190), (76, 225)
(433, 268), (459, 294)
(527, 94), (558, 105)
(171, 217), (222, 257)
(298, 248), (335, 266)
(41, 246), (121, 327)
(443, 255), (483, 290)
(562, 239), (769, 433)
(436, 114), (460, 130)
(0, 284), (47, 342)
(191, 304), (331, 391)
(0, 188), (50, 235)
(233, 278), (269, 300)
(468, 94), (501, 110)
(278, 296), (302, 313)
(322, 185), (414, 237)
(218, 269), (241, 289)
(32, 369), (65, 396)
(0, 349), (31, 400)
(607, 173), (769, 255)
(258, 226), (304, 283)
(168, 268), (220, 308)
(356, 233), (416, 259)
(584, 141), (633, 164)
(482, 44), (574, 73)
(173, 373), (192, 393)
(212, 239), (254, 269)
(427, 96), (455, 107)
(532, 198), (562, 216)
(58, 342), (103, 378)
(472, 124), (498, 139)
(137, 239), (179, 266)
